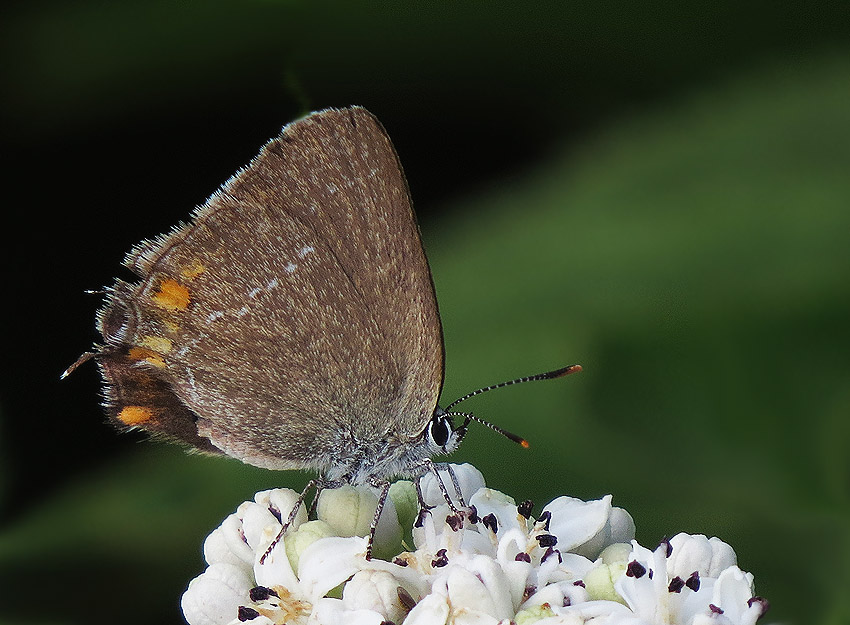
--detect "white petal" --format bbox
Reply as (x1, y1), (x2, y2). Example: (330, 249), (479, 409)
(181, 562), (253, 625)
(312, 597), (387, 625)
(494, 528), (534, 606)
(203, 514), (254, 567)
(691, 615), (735, 625)
(705, 538), (738, 577)
(252, 537), (299, 593)
(535, 545), (564, 589)
(342, 569), (410, 623)
(614, 542), (668, 620)
(573, 506), (635, 561)
(239, 502), (282, 552)
(451, 608), (502, 625)
(404, 592), (450, 625)
(558, 552), (597, 581)
(712, 566), (757, 624)
(444, 555), (514, 620)
(542, 496), (613, 553)
(461, 523), (501, 555)
(418, 463), (486, 507)
(411, 502), (494, 556)
(355, 555), (432, 599)
(243, 489), (307, 551)
(466, 553), (518, 617)
(520, 580), (588, 613)
(559, 598), (639, 623)
(679, 576), (717, 623)
(411, 504), (442, 552)
(445, 565), (499, 617)
(668, 533), (738, 579)
(469, 488), (522, 537)
(297, 536), (368, 602)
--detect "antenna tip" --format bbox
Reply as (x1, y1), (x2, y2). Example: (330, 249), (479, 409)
(554, 364), (582, 377)
(520, 439), (531, 449)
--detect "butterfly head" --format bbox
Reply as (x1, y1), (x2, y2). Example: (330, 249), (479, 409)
(425, 407), (467, 456)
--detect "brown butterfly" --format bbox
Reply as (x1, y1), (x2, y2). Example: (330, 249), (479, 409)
(65, 106), (580, 557)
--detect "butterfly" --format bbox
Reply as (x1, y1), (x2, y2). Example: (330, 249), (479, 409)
(64, 106), (580, 558)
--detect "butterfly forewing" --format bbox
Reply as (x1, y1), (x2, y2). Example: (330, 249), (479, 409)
(98, 107), (444, 472)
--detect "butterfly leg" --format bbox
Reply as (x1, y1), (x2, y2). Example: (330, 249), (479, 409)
(415, 458), (462, 514)
(260, 478), (321, 564)
(413, 476), (435, 528)
(365, 479), (392, 560)
(430, 462), (467, 507)
(307, 479), (332, 517)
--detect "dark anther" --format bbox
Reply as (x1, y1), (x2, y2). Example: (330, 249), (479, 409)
(648, 569), (654, 579)
(431, 548), (449, 568)
(748, 596), (770, 614)
(515, 552), (531, 563)
(685, 571), (700, 592)
(542, 547), (562, 563)
(467, 505), (479, 524)
(573, 580), (586, 588)
(709, 604), (724, 614)
(517, 499), (534, 518)
(415, 507), (431, 528)
(397, 586), (417, 611)
(626, 560), (647, 578)
(522, 585), (536, 602)
(536, 534), (557, 548)
(268, 505), (282, 524)
(392, 557), (409, 567)
(658, 537), (672, 558)
(249, 586), (277, 602)
(446, 514), (463, 531)
(537, 510), (551, 530)
(482, 513), (498, 533)
(237, 606), (260, 621)
(668, 577), (685, 593)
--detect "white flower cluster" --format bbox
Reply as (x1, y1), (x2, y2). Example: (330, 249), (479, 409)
(182, 464), (769, 625)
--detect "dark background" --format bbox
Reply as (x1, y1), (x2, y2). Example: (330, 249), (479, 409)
(2, 3), (849, 624)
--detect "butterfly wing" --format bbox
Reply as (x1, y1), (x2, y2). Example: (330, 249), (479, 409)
(96, 107), (444, 472)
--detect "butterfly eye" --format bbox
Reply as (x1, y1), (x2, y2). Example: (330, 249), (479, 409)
(429, 415), (452, 448)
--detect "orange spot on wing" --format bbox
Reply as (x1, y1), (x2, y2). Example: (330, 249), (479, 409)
(117, 405), (154, 425)
(139, 335), (173, 354)
(152, 279), (190, 311)
(180, 260), (205, 281)
(128, 347), (166, 368)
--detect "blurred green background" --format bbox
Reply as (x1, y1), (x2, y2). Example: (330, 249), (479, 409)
(2, 2), (849, 624)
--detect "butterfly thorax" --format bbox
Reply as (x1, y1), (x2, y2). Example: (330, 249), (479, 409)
(320, 409), (464, 485)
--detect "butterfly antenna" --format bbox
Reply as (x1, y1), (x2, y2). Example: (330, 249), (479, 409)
(443, 364), (582, 448)
(443, 410), (531, 448)
(444, 364), (582, 411)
